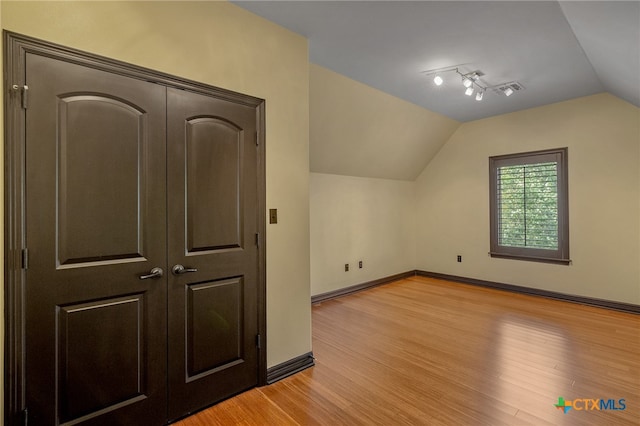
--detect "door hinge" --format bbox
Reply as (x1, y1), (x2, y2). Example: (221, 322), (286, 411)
(12, 84), (29, 109)
(255, 132), (259, 146)
(255, 233), (260, 247)
(256, 334), (261, 349)
(22, 248), (29, 270)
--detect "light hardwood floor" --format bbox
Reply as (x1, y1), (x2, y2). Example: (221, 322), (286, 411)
(176, 276), (640, 425)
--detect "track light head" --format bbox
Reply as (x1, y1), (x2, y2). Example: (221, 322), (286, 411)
(433, 75), (444, 86)
(503, 87), (514, 96)
(463, 72), (480, 88)
(475, 90), (484, 101)
(465, 86), (474, 96)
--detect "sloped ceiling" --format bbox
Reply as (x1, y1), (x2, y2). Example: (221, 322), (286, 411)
(233, 1), (640, 180)
(559, 1), (640, 108)
(310, 64), (460, 180)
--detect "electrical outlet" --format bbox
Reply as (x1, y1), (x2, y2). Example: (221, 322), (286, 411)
(269, 209), (278, 224)
(359, 260), (363, 269)
(345, 263), (349, 272)
(457, 255), (462, 263)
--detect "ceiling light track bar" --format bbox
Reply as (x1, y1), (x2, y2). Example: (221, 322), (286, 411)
(419, 64), (467, 76)
(422, 65), (524, 100)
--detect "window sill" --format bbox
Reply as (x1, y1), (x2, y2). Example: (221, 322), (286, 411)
(489, 252), (572, 265)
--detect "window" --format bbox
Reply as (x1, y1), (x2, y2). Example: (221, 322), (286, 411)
(489, 148), (570, 264)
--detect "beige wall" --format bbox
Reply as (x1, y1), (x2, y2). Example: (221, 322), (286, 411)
(1, 0), (311, 375)
(309, 66), (640, 305)
(310, 64), (459, 181)
(309, 64), (639, 306)
(310, 173), (415, 296)
(415, 93), (640, 304)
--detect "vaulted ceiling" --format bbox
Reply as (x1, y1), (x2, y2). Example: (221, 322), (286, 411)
(233, 1), (640, 180)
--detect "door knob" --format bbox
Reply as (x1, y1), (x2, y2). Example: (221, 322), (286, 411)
(139, 267), (164, 280)
(172, 264), (198, 275)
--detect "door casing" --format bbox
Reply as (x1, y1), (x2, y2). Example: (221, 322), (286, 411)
(3, 31), (267, 425)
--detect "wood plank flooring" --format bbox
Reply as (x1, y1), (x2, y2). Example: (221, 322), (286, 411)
(175, 276), (640, 425)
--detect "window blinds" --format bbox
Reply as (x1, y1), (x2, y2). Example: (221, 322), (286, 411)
(496, 161), (558, 250)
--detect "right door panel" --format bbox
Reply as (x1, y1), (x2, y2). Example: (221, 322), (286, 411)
(166, 88), (259, 421)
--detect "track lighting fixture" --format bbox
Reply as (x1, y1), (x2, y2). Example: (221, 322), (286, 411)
(422, 66), (524, 102)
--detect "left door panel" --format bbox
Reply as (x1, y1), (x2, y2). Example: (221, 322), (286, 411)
(24, 53), (167, 425)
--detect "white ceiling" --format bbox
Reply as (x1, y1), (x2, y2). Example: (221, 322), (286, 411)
(233, 1), (640, 122)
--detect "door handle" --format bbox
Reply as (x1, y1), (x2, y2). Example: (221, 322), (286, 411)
(172, 264), (198, 275)
(139, 267), (164, 280)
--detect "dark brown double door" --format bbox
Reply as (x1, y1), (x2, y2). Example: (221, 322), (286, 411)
(22, 50), (261, 424)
